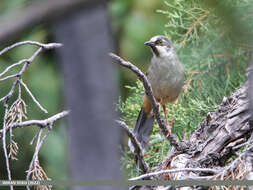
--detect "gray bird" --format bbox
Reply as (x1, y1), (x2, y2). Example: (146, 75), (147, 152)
(129, 35), (185, 153)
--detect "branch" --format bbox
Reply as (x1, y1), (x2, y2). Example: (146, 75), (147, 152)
(0, 41), (64, 184)
(2, 106), (13, 190)
(215, 134), (253, 180)
(26, 126), (52, 187)
(109, 53), (186, 151)
(0, 41), (62, 56)
(115, 120), (149, 173)
(129, 168), (219, 181)
(0, 42), (62, 103)
(0, 74), (18, 82)
(0, 110), (70, 138)
(0, 59), (26, 78)
(20, 80), (48, 113)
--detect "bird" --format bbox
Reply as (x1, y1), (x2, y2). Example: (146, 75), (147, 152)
(128, 35), (185, 153)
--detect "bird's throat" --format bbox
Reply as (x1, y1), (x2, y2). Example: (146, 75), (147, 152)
(151, 46), (159, 57)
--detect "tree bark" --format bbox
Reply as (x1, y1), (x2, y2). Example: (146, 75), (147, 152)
(154, 78), (253, 187)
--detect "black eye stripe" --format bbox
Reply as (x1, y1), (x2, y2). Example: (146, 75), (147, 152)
(155, 39), (162, 45)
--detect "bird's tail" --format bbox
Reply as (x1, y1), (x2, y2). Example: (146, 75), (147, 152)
(128, 107), (154, 153)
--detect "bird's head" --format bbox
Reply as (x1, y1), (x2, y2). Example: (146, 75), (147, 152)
(144, 35), (173, 57)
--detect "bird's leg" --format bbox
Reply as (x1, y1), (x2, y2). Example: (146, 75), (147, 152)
(162, 105), (171, 137)
(162, 105), (169, 125)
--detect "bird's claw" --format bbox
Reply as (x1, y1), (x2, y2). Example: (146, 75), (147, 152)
(166, 125), (172, 137)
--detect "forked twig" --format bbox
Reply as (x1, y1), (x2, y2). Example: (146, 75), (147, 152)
(0, 41), (65, 186)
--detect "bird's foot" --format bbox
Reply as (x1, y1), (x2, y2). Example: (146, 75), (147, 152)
(166, 118), (174, 137)
(166, 127), (172, 137)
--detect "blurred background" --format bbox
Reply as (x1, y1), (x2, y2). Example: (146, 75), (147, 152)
(0, 0), (252, 190)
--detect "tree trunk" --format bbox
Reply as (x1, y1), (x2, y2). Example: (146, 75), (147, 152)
(53, 3), (123, 190)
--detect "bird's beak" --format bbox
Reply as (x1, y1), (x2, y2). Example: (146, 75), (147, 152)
(144, 40), (155, 47)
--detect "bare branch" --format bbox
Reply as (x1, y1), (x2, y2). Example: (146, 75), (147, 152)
(26, 126), (51, 179)
(2, 105), (14, 190)
(232, 140), (253, 151)
(26, 126), (53, 190)
(0, 79), (19, 103)
(129, 168), (219, 181)
(116, 120), (149, 173)
(0, 41), (62, 56)
(27, 128), (43, 179)
(30, 129), (41, 145)
(0, 42), (62, 104)
(0, 74), (18, 82)
(26, 128), (43, 190)
(0, 59), (26, 78)
(20, 80), (48, 113)
(0, 41), (66, 185)
(215, 134), (253, 179)
(109, 53), (185, 151)
(26, 48), (43, 65)
(0, 110), (70, 138)
(0, 48), (44, 104)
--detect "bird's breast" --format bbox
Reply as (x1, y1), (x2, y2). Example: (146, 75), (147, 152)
(147, 56), (185, 104)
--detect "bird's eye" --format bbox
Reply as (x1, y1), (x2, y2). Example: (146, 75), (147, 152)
(156, 39), (162, 45)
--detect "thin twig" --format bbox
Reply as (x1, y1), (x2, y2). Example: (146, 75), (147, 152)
(0, 41), (64, 186)
(0, 59), (26, 78)
(215, 141), (253, 179)
(26, 128), (43, 190)
(2, 103), (14, 190)
(0, 41), (62, 56)
(0, 48), (43, 104)
(0, 49), (41, 103)
(232, 140), (253, 151)
(26, 126), (52, 190)
(30, 129), (41, 145)
(0, 110), (70, 138)
(116, 120), (149, 173)
(0, 42), (62, 104)
(0, 79), (19, 103)
(129, 168), (219, 181)
(0, 74), (18, 82)
(20, 79), (48, 113)
(109, 53), (185, 151)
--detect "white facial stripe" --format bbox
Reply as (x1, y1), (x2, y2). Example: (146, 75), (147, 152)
(156, 45), (171, 57)
(150, 36), (159, 43)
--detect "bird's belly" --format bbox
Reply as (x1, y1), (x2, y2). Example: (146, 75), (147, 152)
(151, 82), (181, 104)
(148, 72), (184, 104)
